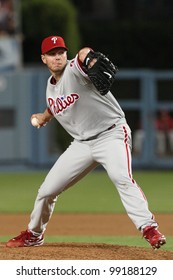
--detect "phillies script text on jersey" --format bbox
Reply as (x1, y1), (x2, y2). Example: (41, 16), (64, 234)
(48, 93), (80, 115)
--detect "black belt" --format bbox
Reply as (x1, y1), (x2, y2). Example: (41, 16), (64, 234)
(107, 124), (116, 131)
(82, 124), (116, 141)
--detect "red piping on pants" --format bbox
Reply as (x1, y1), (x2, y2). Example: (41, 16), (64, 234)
(123, 126), (147, 201)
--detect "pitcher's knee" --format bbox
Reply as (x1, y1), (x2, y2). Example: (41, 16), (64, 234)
(37, 180), (66, 199)
(108, 171), (135, 188)
(37, 185), (62, 199)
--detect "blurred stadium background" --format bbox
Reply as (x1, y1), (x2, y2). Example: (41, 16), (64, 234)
(0, 0), (173, 171)
(1, 1), (173, 256)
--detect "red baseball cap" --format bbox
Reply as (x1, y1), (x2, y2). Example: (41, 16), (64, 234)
(41, 36), (68, 54)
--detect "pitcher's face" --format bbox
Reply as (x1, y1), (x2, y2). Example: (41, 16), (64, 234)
(41, 48), (67, 74)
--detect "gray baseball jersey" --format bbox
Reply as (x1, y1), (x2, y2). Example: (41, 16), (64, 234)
(46, 55), (126, 140)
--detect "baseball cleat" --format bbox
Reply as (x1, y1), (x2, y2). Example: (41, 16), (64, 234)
(6, 229), (44, 247)
(143, 226), (166, 249)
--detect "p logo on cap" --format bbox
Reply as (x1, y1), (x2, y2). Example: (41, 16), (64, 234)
(41, 36), (68, 54)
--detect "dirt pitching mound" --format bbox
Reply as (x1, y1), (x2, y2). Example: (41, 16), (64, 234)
(1, 242), (173, 260)
(0, 213), (172, 260)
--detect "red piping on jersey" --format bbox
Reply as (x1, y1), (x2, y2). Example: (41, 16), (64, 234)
(123, 126), (147, 200)
(77, 54), (85, 71)
(75, 54), (88, 75)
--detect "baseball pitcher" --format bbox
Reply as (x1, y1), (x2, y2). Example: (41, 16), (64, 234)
(6, 35), (166, 249)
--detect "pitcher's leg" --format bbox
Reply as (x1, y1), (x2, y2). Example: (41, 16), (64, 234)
(28, 140), (97, 233)
(99, 125), (157, 230)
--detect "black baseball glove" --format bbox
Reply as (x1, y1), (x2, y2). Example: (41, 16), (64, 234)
(83, 51), (118, 95)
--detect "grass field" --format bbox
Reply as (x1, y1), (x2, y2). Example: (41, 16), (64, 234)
(0, 170), (172, 213)
(0, 170), (172, 250)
